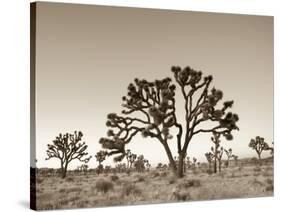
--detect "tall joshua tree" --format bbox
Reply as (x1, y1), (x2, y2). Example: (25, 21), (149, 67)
(46, 131), (92, 178)
(249, 136), (270, 164)
(99, 66), (239, 178)
(95, 150), (107, 174)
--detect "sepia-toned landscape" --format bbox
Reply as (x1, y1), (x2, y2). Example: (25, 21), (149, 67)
(30, 2), (274, 211)
(34, 157), (273, 210)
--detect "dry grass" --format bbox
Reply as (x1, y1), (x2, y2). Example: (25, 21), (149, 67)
(36, 162), (273, 210)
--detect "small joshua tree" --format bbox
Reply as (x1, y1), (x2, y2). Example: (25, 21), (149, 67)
(46, 131), (92, 178)
(129, 153), (137, 169)
(156, 163), (163, 170)
(99, 66), (239, 178)
(233, 155), (238, 166)
(210, 132), (226, 173)
(125, 149), (132, 169)
(224, 148), (234, 168)
(95, 150), (107, 175)
(205, 152), (213, 172)
(134, 155), (146, 172)
(144, 159), (151, 171)
(186, 156), (191, 170)
(249, 136), (270, 164)
(125, 149), (137, 170)
(192, 157), (197, 169)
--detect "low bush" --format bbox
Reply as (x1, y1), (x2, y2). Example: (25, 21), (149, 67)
(95, 179), (114, 193)
(121, 183), (142, 196)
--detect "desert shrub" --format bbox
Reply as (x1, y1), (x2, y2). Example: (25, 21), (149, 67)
(265, 178), (273, 192)
(152, 171), (160, 178)
(68, 187), (82, 193)
(160, 171), (168, 177)
(265, 185), (273, 192)
(253, 166), (261, 172)
(252, 178), (263, 186)
(206, 169), (213, 175)
(218, 172), (225, 178)
(179, 179), (201, 189)
(228, 172), (236, 178)
(58, 188), (66, 193)
(136, 175), (145, 182)
(36, 178), (44, 184)
(66, 177), (75, 182)
(110, 175), (119, 182)
(238, 165), (243, 172)
(122, 183), (142, 196)
(171, 188), (191, 201)
(168, 177), (177, 184)
(95, 179), (114, 193)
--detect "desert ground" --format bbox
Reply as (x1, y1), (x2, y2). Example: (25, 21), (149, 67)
(35, 160), (273, 210)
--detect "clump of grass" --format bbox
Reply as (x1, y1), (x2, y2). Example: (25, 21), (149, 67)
(95, 179), (114, 193)
(121, 183), (142, 196)
(110, 175), (119, 182)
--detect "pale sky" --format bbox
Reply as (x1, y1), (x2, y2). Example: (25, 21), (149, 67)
(34, 2), (273, 169)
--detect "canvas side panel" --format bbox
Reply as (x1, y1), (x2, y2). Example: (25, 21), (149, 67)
(30, 2), (37, 211)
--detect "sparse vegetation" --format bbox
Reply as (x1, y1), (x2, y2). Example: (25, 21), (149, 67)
(36, 159), (273, 210)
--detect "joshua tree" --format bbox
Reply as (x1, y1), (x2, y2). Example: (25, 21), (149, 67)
(145, 160), (151, 171)
(128, 153), (137, 169)
(134, 155), (146, 172)
(224, 148), (234, 168)
(210, 132), (225, 173)
(156, 163), (163, 170)
(99, 66), (239, 178)
(205, 152), (213, 172)
(233, 155), (238, 166)
(95, 150), (107, 174)
(46, 131), (92, 178)
(77, 164), (89, 174)
(125, 149), (132, 169)
(192, 157), (197, 169)
(249, 136), (270, 164)
(186, 156), (191, 170)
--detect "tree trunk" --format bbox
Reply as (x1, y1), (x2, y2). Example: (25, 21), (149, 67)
(214, 157), (217, 173)
(162, 142), (177, 176)
(258, 153), (261, 166)
(218, 160), (221, 172)
(177, 153), (185, 178)
(62, 163), (68, 179)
